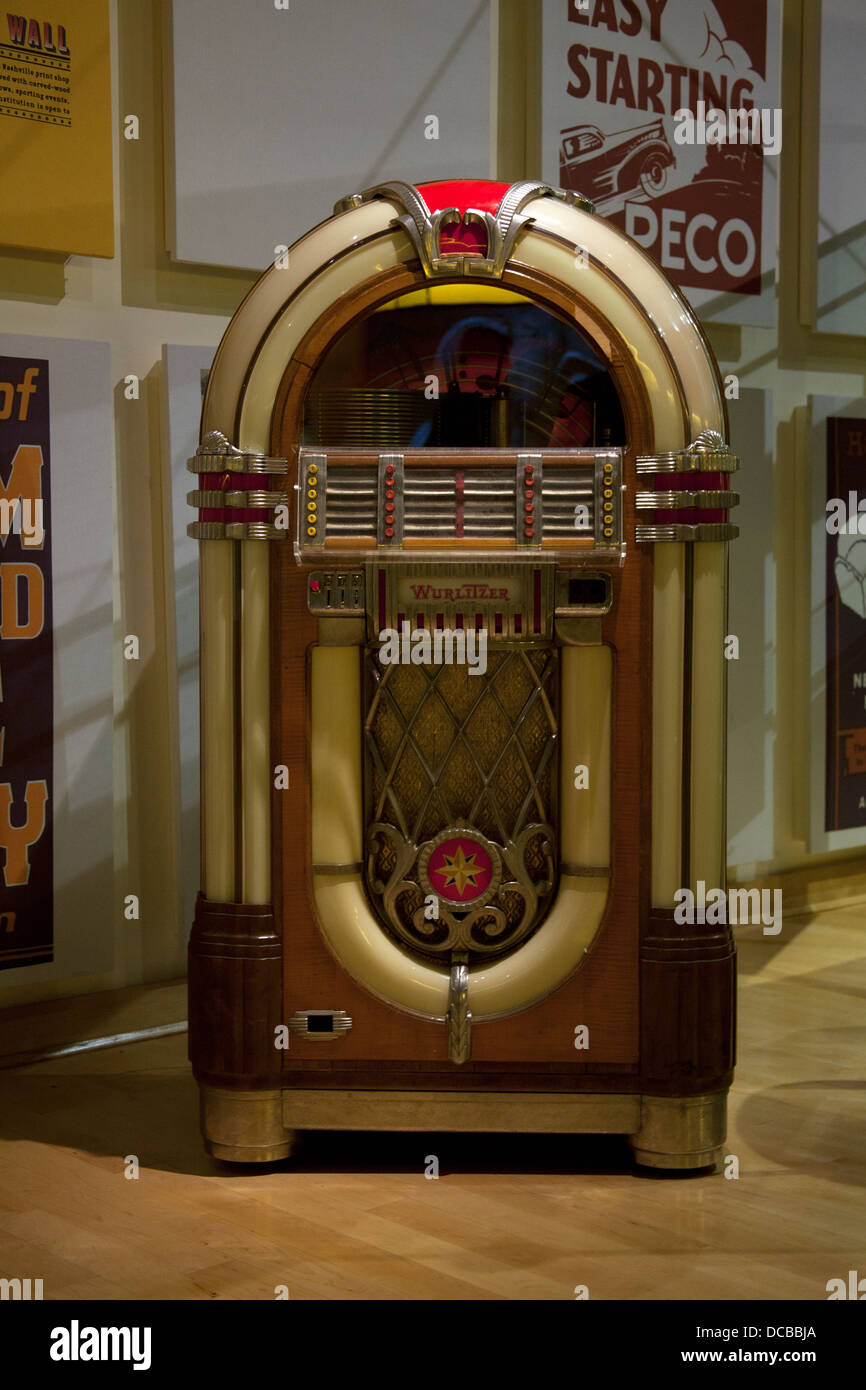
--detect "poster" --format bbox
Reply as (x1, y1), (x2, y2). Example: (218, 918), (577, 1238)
(0, 333), (112, 987)
(0, 1), (113, 256)
(542, 0), (781, 325)
(825, 417), (866, 833)
(0, 356), (53, 968)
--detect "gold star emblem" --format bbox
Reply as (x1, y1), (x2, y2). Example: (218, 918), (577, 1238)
(435, 844), (481, 897)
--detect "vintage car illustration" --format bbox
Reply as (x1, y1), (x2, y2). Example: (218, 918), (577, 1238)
(559, 121), (676, 205)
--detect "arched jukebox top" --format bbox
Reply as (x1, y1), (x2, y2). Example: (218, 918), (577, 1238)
(188, 178), (738, 1042)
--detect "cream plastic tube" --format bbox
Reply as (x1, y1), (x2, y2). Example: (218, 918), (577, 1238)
(241, 541), (271, 902)
(560, 645), (611, 868)
(200, 540), (236, 903)
(651, 544), (685, 906)
(690, 542), (727, 891)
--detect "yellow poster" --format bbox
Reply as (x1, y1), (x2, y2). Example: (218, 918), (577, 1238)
(0, 1), (113, 257)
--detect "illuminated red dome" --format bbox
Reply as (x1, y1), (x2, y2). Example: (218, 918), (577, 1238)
(416, 180), (512, 256)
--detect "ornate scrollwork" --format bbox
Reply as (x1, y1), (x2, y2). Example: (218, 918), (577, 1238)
(333, 179), (594, 280)
(366, 820), (555, 960)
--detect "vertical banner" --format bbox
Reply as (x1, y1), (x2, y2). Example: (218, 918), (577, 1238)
(825, 417), (866, 833)
(0, 356), (52, 967)
(542, 1), (781, 324)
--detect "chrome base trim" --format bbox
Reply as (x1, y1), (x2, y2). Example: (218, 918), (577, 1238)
(199, 1085), (728, 1171)
(628, 1093), (727, 1170)
(200, 1086), (295, 1163)
(282, 1089), (641, 1133)
(207, 1140), (296, 1162)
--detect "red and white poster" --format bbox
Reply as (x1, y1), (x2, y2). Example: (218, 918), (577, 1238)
(542, 0), (781, 324)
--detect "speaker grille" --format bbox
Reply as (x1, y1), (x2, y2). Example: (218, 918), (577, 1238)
(363, 646), (558, 962)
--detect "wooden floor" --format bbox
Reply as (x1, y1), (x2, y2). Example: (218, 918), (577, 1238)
(0, 907), (863, 1301)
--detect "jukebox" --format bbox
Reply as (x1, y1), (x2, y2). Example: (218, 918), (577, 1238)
(186, 179), (739, 1170)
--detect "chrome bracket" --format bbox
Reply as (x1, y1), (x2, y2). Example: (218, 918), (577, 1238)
(333, 179), (594, 281)
(446, 955), (472, 1065)
(635, 431), (740, 542)
(635, 523), (739, 543)
(187, 429), (288, 476)
(188, 488), (288, 508)
(635, 489), (740, 510)
(635, 429), (739, 476)
(186, 430), (290, 541)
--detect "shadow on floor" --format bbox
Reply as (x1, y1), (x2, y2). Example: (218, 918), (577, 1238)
(0, 1051), (718, 1181)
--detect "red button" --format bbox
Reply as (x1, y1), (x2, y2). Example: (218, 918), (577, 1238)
(525, 500), (534, 513)
(385, 501), (394, 513)
(310, 579), (320, 592)
(385, 488), (395, 499)
(524, 525), (534, 537)
(525, 488), (534, 500)
(385, 465), (395, 477)
(385, 526), (394, 538)
(524, 464), (534, 478)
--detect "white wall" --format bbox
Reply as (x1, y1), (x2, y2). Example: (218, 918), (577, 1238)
(0, 0), (863, 1007)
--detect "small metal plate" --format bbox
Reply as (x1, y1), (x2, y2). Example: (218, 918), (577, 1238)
(288, 1010), (353, 1041)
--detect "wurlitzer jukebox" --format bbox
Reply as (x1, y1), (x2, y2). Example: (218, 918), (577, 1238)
(186, 180), (739, 1170)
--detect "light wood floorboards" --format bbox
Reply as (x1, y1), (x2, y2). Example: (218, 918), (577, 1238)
(0, 908), (863, 1300)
